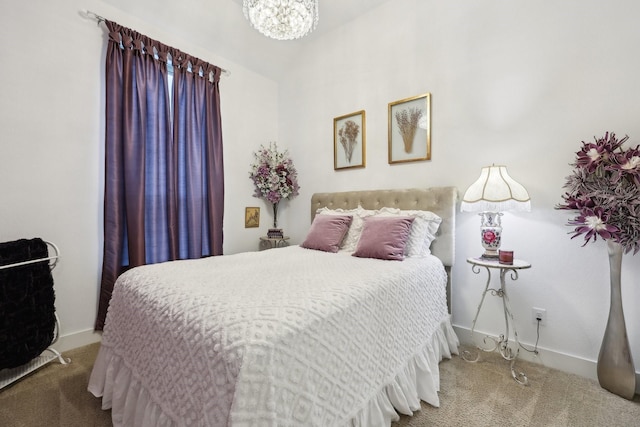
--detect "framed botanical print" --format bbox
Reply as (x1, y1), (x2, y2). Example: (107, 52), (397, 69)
(388, 93), (431, 164)
(334, 110), (366, 170)
(244, 207), (260, 228)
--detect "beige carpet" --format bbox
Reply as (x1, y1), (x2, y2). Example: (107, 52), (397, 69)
(0, 343), (112, 427)
(1, 343), (638, 426)
(393, 347), (640, 427)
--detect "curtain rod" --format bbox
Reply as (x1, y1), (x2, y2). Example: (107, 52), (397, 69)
(81, 10), (231, 77)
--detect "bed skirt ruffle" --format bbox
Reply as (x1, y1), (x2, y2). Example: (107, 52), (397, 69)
(348, 316), (459, 426)
(89, 316), (458, 427)
(88, 347), (178, 427)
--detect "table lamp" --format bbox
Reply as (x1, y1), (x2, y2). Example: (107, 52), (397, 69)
(460, 165), (531, 259)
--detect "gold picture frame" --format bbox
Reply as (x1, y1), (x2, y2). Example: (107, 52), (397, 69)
(334, 110), (366, 170)
(388, 93), (431, 164)
(245, 207), (260, 228)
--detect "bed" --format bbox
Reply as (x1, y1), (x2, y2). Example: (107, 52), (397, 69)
(89, 186), (459, 427)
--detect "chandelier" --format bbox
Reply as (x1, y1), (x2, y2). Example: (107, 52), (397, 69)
(242, 0), (319, 41)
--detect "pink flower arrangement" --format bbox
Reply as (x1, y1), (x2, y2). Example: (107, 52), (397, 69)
(557, 132), (640, 254)
(249, 142), (300, 205)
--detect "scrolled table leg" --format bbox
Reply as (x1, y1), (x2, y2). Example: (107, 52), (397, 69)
(511, 358), (529, 385)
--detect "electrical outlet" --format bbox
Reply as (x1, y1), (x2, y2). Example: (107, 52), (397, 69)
(532, 307), (546, 325)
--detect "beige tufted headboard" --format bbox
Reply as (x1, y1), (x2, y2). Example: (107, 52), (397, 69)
(311, 187), (458, 311)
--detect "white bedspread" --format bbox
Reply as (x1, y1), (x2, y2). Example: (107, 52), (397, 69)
(89, 246), (458, 426)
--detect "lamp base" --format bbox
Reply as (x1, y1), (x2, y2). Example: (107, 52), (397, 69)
(480, 250), (499, 259)
(479, 212), (502, 260)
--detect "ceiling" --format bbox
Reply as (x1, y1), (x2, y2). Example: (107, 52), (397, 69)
(100, 0), (392, 80)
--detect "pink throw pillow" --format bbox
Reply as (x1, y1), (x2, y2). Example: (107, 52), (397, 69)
(301, 215), (353, 253)
(352, 216), (415, 260)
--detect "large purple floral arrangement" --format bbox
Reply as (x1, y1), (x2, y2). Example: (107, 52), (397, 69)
(249, 142), (300, 205)
(557, 132), (640, 254)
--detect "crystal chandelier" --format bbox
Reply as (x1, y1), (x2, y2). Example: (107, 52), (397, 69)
(242, 0), (319, 41)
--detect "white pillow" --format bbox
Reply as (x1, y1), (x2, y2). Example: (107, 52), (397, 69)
(375, 207), (442, 257)
(316, 206), (376, 252)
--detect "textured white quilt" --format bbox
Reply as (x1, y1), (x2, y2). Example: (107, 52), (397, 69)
(89, 246), (458, 426)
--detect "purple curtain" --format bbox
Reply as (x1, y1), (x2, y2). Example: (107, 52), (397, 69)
(96, 21), (224, 330)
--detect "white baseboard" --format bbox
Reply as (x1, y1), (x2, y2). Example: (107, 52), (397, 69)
(53, 328), (102, 353)
(452, 324), (640, 394)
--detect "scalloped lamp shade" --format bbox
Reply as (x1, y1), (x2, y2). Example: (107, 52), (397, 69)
(461, 165), (531, 259)
(461, 165), (531, 213)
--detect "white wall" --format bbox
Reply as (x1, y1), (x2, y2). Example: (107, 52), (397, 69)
(279, 0), (640, 385)
(0, 0), (278, 348)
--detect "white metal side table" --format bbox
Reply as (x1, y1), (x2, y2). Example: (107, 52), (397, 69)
(462, 256), (531, 385)
(259, 236), (290, 251)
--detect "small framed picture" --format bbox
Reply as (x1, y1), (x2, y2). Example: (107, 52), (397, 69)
(388, 93), (431, 164)
(245, 207), (260, 228)
(334, 110), (366, 170)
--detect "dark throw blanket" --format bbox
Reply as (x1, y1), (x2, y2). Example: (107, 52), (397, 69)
(0, 238), (56, 370)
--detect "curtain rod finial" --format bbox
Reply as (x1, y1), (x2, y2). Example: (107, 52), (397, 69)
(81, 10), (105, 26)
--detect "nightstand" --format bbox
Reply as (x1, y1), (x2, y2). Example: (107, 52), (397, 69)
(461, 256), (531, 385)
(259, 236), (290, 251)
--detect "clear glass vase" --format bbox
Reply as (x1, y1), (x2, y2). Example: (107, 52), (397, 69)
(272, 202), (278, 228)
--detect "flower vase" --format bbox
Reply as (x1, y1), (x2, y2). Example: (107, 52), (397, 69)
(597, 240), (636, 399)
(268, 202), (283, 239)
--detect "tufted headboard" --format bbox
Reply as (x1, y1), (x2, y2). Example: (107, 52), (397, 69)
(311, 187), (458, 312)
